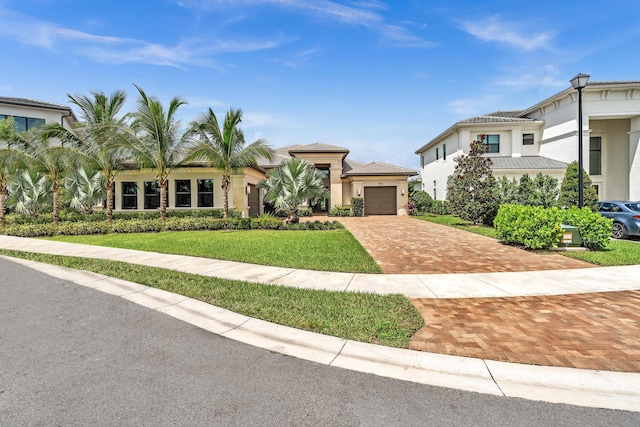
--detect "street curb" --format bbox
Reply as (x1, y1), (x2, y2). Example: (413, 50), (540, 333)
(4, 254), (639, 413)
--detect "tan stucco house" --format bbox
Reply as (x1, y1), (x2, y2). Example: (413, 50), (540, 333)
(2, 97), (416, 217)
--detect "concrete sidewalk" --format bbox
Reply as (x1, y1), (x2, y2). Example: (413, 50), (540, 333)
(1, 235), (640, 412)
(1, 235), (639, 298)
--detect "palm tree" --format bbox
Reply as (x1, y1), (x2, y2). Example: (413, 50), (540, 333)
(185, 107), (272, 218)
(10, 129), (77, 224)
(65, 166), (106, 215)
(257, 157), (329, 224)
(120, 85), (187, 220)
(7, 169), (52, 218)
(42, 90), (128, 222)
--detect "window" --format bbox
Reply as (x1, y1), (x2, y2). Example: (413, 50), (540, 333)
(523, 133), (534, 145)
(144, 181), (164, 209)
(435, 148), (439, 160)
(197, 179), (214, 207)
(121, 182), (138, 210)
(479, 134), (500, 153)
(443, 144), (447, 160)
(0, 115), (45, 132)
(175, 179), (191, 207)
(420, 154), (425, 167)
(590, 136), (602, 175)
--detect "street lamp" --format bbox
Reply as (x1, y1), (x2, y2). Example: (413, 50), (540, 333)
(570, 73), (590, 208)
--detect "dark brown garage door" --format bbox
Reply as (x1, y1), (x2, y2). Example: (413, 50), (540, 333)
(364, 187), (397, 215)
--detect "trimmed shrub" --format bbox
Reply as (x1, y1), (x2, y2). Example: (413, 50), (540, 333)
(410, 191), (433, 213)
(560, 206), (612, 250)
(2, 223), (56, 237)
(351, 197), (364, 217)
(429, 200), (452, 215)
(56, 221), (110, 236)
(109, 219), (164, 234)
(494, 204), (563, 249)
(328, 205), (353, 217)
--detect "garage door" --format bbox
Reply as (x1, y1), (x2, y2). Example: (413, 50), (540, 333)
(364, 187), (397, 215)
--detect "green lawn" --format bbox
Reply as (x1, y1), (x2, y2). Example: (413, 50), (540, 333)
(0, 250), (423, 348)
(414, 214), (497, 238)
(415, 213), (640, 266)
(46, 229), (382, 274)
(557, 239), (640, 266)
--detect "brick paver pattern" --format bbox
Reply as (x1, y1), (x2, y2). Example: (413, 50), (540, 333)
(410, 291), (640, 372)
(336, 216), (638, 372)
(338, 216), (594, 274)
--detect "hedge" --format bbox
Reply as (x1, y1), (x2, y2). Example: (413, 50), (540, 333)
(1, 216), (344, 237)
(494, 204), (612, 250)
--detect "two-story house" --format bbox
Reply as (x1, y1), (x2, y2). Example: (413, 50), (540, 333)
(415, 81), (640, 201)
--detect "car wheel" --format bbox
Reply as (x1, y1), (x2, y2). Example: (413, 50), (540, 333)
(612, 222), (628, 239)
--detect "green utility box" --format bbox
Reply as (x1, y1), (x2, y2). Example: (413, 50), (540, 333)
(559, 224), (582, 247)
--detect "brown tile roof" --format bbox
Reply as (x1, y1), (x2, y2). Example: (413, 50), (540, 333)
(342, 161), (417, 177)
(286, 142), (350, 154)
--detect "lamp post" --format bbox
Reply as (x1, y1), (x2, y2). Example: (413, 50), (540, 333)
(570, 73), (590, 208)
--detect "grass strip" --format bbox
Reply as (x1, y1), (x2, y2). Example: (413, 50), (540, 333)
(46, 229), (382, 274)
(556, 239), (640, 266)
(416, 214), (640, 266)
(0, 250), (423, 348)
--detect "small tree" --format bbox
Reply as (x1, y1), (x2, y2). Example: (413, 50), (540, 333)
(516, 174), (536, 206)
(558, 161), (598, 210)
(409, 190), (433, 214)
(65, 166), (106, 215)
(446, 135), (497, 225)
(493, 176), (518, 205)
(533, 172), (559, 208)
(257, 158), (329, 224)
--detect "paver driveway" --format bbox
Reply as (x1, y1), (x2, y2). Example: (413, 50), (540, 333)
(339, 215), (640, 372)
(338, 216), (593, 274)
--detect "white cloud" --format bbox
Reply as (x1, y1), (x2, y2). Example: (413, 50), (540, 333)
(493, 65), (567, 90)
(178, 0), (433, 47)
(0, 6), (289, 67)
(459, 15), (552, 51)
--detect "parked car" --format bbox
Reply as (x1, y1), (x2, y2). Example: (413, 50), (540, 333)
(597, 201), (640, 239)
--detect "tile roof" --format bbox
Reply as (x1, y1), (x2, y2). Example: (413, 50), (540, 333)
(0, 96), (77, 121)
(342, 161), (417, 177)
(489, 156), (568, 170)
(286, 142), (350, 153)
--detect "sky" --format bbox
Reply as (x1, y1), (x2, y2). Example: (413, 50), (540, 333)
(2, 0), (640, 170)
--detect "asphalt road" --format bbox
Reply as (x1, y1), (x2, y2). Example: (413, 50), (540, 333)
(1, 257), (638, 426)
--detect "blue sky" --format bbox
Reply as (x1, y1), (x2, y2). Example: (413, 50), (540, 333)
(2, 0), (639, 169)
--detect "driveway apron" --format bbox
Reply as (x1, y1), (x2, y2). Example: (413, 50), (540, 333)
(338, 216), (594, 274)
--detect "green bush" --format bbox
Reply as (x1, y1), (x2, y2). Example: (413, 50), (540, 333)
(328, 205), (353, 217)
(2, 223), (56, 237)
(429, 200), (451, 215)
(56, 221), (110, 236)
(351, 197), (364, 217)
(494, 204), (563, 249)
(109, 219), (164, 233)
(560, 206), (612, 250)
(410, 191), (433, 213)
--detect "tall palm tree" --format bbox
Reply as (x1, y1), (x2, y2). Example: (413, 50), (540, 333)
(185, 107), (272, 218)
(43, 90), (128, 222)
(123, 84), (187, 219)
(257, 157), (329, 224)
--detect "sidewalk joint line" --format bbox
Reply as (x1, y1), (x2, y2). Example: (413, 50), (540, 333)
(483, 359), (505, 396)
